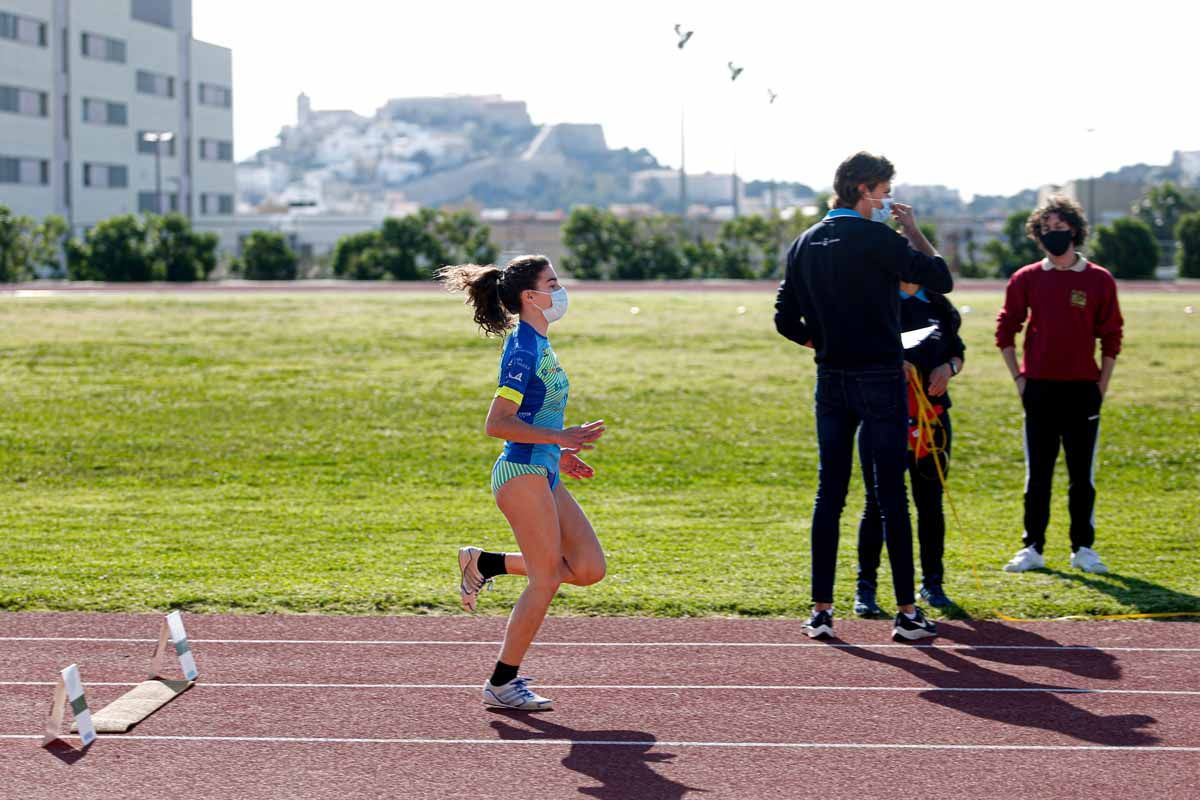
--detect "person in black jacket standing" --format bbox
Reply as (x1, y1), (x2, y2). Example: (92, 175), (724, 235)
(854, 281), (964, 617)
(775, 151), (953, 641)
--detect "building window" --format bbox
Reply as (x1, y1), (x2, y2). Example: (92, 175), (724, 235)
(0, 11), (47, 46)
(137, 191), (179, 213)
(0, 85), (48, 117)
(199, 138), (233, 161)
(130, 0), (173, 29)
(83, 162), (128, 188)
(0, 156), (50, 185)
(82, 32), (126, 63)
(198, 83), (232, 108)
(83, 98), (128, 126)
(136, 69), (175, 98)
(200, 193), (234, 215)
(136, 131), (177, 156)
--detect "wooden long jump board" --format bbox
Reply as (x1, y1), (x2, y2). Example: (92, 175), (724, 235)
(71, 679), (194, 734)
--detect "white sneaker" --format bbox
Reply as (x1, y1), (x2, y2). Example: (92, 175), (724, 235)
(482, 676), (553, 711)
(458, 546), (492, 612)
(1071, 547), (1109, 574)
(1003, 545), (1045, 572)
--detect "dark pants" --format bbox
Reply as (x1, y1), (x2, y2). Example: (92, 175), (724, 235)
(1021, 379), (1102, 553)
(858, 411), (951, 590)
(811, 366), (915, 607)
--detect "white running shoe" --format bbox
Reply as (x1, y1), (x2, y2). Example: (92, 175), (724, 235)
(1003, 545), (1045, 572)
(1070, 546), (1109, 574)
(458, 546), (492, 612)
(482, 676), (553, 711)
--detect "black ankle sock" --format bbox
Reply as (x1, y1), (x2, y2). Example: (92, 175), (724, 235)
(477, 551), (507, 579)
(490, 660), (519, 687)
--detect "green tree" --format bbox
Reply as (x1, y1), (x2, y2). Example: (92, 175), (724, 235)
(0, 205), (36, 283)
(331, 230), (387, 280)
(715, 215), (778, 279)
(34, 214), (68, 276)
(983, 209), (1041, 277)
(1132, 182), (1200, 242)
(432, 209), (499, 266)
(239, 231), (298, 280)
(151, 214), (218, 282)
(67, 214), (154, 281)
(1175, 211), (1200, 279)
(1090, 217), (1160, 280)
(561, 207), (619, 280)
(378, 211), (444, 280)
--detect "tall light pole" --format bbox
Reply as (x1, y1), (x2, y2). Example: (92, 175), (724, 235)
(728, 62), (744, 217)
(673, 24), (694, 221)
(142, 131), (175, 215)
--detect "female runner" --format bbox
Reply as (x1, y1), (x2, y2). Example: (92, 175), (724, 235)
(437, 254), (606, 711)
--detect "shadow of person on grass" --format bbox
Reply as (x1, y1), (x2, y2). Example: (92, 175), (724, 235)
(831, 640), (1158, 746)
(934, 620), (1121, 681)
(489, 710), (705, 799)
(1044, 568), (1200, 617)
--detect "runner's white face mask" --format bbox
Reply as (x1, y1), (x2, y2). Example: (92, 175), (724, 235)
(530, 287), (569, 323)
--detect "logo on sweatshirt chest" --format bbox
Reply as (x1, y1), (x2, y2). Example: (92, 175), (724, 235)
(1070, 289), (1088, 309)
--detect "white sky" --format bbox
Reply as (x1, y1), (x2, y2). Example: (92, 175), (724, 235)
(193, 0), (1200, 200)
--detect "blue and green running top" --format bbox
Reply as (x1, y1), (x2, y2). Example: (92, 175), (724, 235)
(494, 320), (569, 473)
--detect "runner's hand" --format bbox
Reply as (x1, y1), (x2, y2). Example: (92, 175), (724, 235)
(1015, 375), (1027, 397)
(558, 420), (605, 450)
(560, 450), (595, 480)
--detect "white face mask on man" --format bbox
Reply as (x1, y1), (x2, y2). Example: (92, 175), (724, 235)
(867, 193), (894, 224)
(529, 287), (569, 323)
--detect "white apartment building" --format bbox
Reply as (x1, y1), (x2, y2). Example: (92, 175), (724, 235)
(0, 0), (233, 234)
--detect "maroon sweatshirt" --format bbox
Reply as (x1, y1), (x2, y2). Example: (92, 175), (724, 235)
(994, 259), (1124, 382)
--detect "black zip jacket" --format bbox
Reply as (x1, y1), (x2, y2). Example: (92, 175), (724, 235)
(774, 213), (953, 369)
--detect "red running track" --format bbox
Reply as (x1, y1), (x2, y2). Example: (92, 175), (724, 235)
(1, 613), (1197, 800)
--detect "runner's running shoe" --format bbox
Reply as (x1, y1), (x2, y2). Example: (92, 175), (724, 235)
(458, 546), (492, 612)
(483, 676), (553, 711)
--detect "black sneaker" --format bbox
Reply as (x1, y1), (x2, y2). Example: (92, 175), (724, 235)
(853, 586), (883, 618)
(919, 582), (952, 608)
(892, 606), (938, 641)
(803, 609), (834, 639)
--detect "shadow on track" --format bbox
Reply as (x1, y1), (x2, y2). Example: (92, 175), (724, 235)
(489, 710), (705, 799)
(935, 620), (1122, 680)
(43, 739), (91, 764)
(829, 633), (1158, 746)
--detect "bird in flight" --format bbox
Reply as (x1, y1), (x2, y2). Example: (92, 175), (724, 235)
(674, 24), (693, 49)
(768, 88), (778, 104)
(728, 61), (744, 81)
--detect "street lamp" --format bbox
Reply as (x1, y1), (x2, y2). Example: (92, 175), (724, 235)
(142, 131), (175, 215)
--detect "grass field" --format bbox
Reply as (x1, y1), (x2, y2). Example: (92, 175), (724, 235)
(1, 288), (1197, 620)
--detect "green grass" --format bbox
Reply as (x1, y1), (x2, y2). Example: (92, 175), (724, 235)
(0, 289), (1197, 620)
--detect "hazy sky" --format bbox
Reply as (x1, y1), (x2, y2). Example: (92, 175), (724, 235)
(193, 0), (1199, 199)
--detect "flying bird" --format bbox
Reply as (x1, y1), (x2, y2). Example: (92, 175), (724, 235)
(674, 24), (693, 49)
(728, 62), (744, 81)
(768, 89), (778, 104)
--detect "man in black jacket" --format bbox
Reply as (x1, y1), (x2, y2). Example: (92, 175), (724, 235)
(774, 151), (952, 641)
(855, 281), (965, 616)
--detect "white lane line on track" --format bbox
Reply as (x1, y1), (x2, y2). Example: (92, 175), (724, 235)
(2, 733), (1198, 752)
(2, 637), (1197, 653)
(1, 681), (1197, 695)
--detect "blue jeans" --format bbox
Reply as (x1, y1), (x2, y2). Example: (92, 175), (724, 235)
(811, 366), (915, 606)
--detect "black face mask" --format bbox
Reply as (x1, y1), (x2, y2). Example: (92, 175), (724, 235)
(1039, 229), (1074, 257)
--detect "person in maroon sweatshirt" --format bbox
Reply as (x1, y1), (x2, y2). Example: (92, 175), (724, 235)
(995, 195), (1123, 574)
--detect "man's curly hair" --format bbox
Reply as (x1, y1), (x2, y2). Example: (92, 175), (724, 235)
(1026, 195), (1089, 247)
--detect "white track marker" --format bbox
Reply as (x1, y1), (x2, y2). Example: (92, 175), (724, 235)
(44, 665), (95, 747)
(151, 611), (198, 681)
